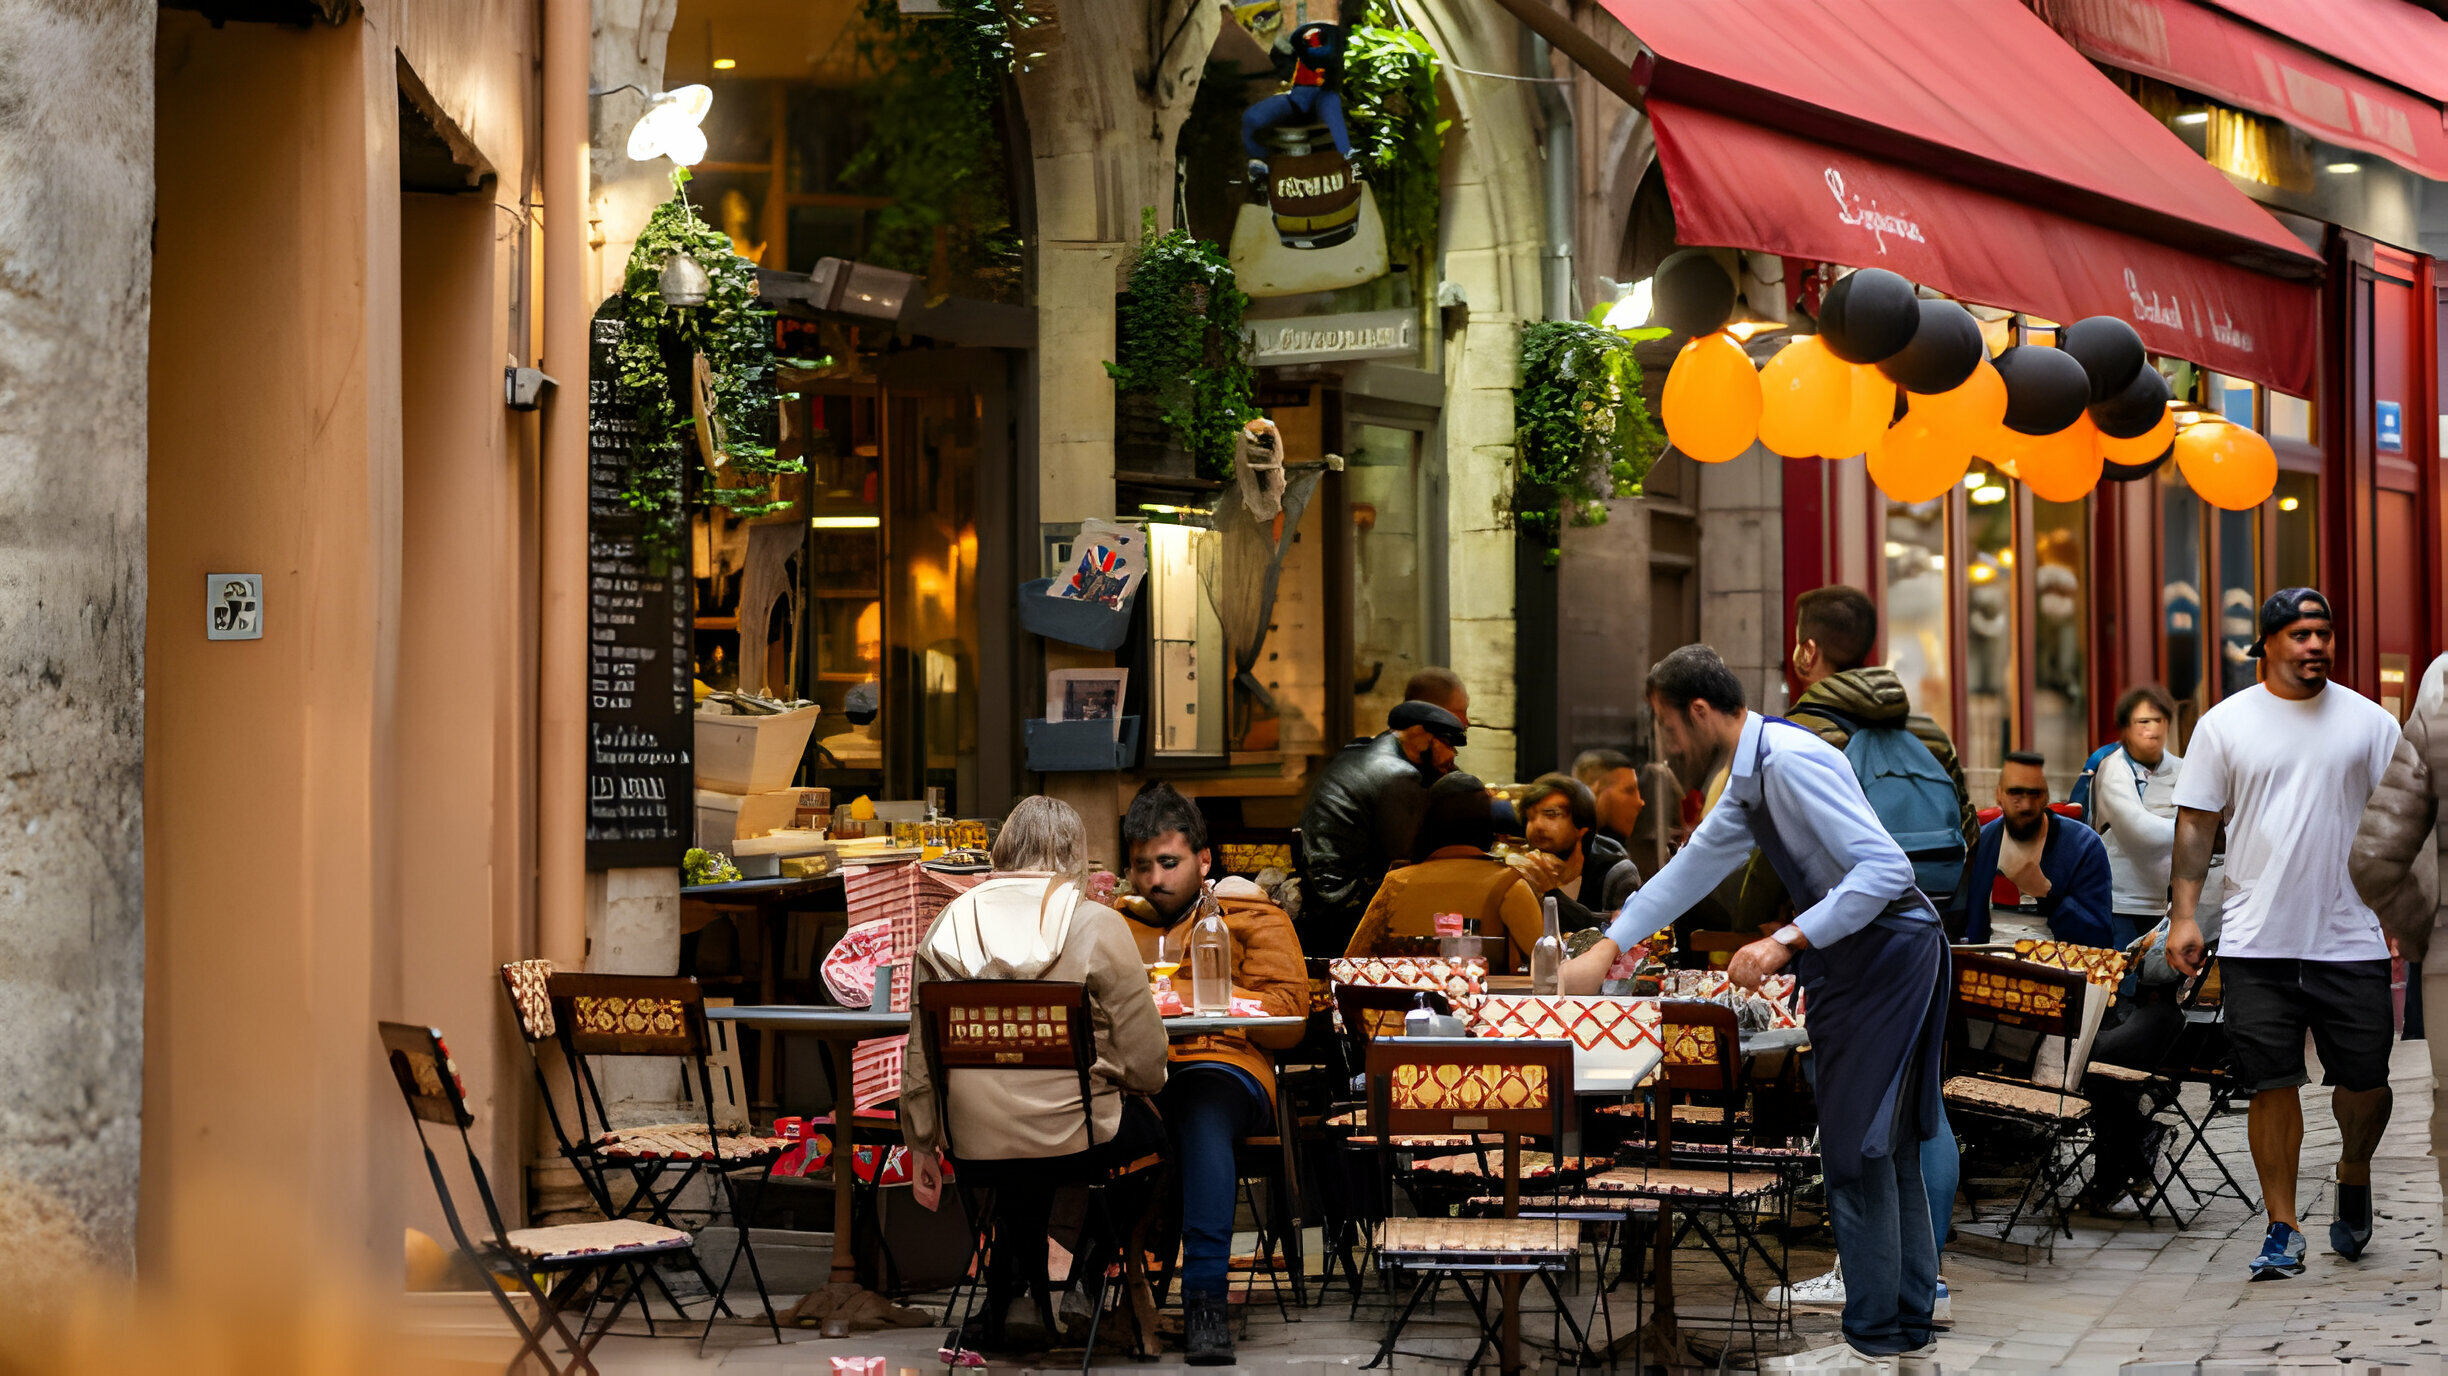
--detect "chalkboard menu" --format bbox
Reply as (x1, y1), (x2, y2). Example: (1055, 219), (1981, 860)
(585, 300), (695, 868)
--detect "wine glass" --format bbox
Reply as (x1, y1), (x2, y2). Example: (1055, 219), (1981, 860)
(1147, 934), (1181, 997)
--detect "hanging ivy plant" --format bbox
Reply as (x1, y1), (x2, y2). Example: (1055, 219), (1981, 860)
(1344, 2), (1446, 269)
(844, 0), (1026, 301)
(1513, 319), (1669, 563)
(616, 172), (804, 560)
(1105, 211), (1259, 481)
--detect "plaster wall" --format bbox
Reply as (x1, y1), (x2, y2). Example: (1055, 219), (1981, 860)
(145, 2), (538, 1280)
(0, 0), (152, 1275)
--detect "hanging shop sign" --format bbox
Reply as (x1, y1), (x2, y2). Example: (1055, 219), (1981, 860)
(1228, 11), (1390, 297)
(1248, 308), (1418, 365)
(585, 299), (696, 869)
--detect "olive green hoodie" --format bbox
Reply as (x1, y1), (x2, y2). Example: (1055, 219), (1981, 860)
(1727, 666), (1977, 932)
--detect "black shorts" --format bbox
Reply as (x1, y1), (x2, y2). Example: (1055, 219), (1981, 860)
(2218, 957), (2396, 1094)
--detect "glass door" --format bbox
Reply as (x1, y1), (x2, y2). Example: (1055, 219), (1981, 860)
(1342, 409), (1444, 732)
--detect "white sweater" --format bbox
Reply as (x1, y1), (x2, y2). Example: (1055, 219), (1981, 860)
(2094, 745), (2184, 916)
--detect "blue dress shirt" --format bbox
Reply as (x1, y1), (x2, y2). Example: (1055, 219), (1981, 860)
(1602, 712), (1935, 952)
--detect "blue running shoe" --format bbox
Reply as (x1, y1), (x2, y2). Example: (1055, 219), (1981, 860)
(2332, 1183), (2374, 1260)
(2250, 1222), (2307, 1280)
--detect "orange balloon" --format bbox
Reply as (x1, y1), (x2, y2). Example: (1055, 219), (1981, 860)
(1868, 412), (1973, 504)
(2017, 413), (2104, 502)
(1910, 357), (2008, 450)
(1758, 334), (1853, 458)
(2098, 409), (2176, 465)
(1978, 426), (2030, 478)
(1822, 363), (1895, 460)
(1662, 331), (1762, 464)
(2175, 421), (2278, 510)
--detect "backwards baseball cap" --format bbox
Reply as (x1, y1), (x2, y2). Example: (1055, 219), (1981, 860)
(1388, 700), (1468, 747)
(2245, 586), (2333, 658)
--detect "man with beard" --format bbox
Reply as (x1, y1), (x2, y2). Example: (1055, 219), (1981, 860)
(1505, 772), (1641, 931)
(2165, 588), (2403, 1280)
(1118, 782), (1307, 1363)
(1561, 646), (1947, 1368)
(1958, 752), (2115, 946)
(1571, 748), (1648, 851)
(1295, 669), (1468, 953)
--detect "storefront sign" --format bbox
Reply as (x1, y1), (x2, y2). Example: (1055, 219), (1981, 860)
(2377, 400), (2403, 454)
(1247, 309), (1417, 365)
(585, 301), (696, 869)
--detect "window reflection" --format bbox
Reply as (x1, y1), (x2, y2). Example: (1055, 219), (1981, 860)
(1964, 461), (2016, 788)
(1882, 497), (1953, 741)
(1349, 424), (1425, 732)
(2161, 463), (2205, 743)
(2031, 498), (2088, 797)
(2217, 507), (2259, 700)
(2274, 471), (2316, 589)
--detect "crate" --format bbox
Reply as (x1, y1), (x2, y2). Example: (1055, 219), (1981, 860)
(693, 706), (820, 793)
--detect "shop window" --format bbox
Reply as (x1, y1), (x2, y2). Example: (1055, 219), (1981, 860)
(2161, 463), (2206, 744)
(2030, 497), (2089, 796)
(1963, 461), (2017, 785)
(2215, 507), (2259, 700)
(888, 392), (980, 808)
(2272, 471), (2317, 589)
(2206, 373), (2256, 428)
(1882, 495), (1953, 741)
(2267, 390), (2313, 446)
(1348, 422), (1428, 731)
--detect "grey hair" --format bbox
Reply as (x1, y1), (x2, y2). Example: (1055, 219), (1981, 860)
(991, 796), (1094, 918)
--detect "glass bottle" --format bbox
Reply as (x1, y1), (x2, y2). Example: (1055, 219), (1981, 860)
(1531, 895), (1565, 995)
(1188, 892), (1232, 1014)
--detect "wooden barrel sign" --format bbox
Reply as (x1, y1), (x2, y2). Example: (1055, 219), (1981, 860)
(1267, 147), (1362, 249)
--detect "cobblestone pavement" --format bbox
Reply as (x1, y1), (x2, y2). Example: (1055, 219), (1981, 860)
(588, 1042), (2445, 1373)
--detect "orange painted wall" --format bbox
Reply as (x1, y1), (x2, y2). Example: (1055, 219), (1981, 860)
(146, 5), (538, 1279)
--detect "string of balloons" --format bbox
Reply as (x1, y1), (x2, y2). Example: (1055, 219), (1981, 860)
(1649, 253), (2278, 511)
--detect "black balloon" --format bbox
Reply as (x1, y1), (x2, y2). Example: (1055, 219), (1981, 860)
(2059, 316), (2148, 403)
(1875, 299), (1983, 394)
(1821, 268), (1920, 365)
(2089, 364), (2172, 439)
(2100, 445), (2173, 482)
(1995, 345), (2092, 435)
(1654, 249), (1737, 337)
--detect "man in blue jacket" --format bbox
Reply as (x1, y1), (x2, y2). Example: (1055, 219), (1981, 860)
(1961, 751), (2117, 946)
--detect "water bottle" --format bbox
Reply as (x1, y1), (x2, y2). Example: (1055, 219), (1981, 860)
(1188, 895), (1232, 1014)
(1532, 895), (1565, 995)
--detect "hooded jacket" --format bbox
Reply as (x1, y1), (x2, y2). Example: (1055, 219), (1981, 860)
(1122, 877), (1309, 1095)
(1297, 732), (1436, 948)
(899, 873), (1168, 1160)
(2351, 653), (2447, 968)
(1731, 667), (1976, 932)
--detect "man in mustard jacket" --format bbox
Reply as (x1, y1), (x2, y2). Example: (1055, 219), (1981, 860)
(1121, 781), (1309, 1364)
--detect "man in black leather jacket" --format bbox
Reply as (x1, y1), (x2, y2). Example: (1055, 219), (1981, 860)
(1296, 670), (1468, 954)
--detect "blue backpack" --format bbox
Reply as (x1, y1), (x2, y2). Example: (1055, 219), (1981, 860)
(1796, 706), (1967, 903)
(2066, 741), (2120, 824)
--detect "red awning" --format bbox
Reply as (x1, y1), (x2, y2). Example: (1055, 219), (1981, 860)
(1594, 0), (2321, 394)
(2049, 0), (2448, 181)
(2199, 0), (2448, 105)
(1651, 100), (2315, 394)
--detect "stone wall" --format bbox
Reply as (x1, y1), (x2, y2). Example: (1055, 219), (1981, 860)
(0, 0), (153, 1273)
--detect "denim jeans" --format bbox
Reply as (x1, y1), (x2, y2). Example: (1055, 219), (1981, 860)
(1921, 1101), (1957, 1254)
(1159, 1063), (1271, 1299)
(1827, 1090), (1938, 1354)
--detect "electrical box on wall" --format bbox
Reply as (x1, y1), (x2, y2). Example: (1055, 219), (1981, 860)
(1146, 523), (1224, 759)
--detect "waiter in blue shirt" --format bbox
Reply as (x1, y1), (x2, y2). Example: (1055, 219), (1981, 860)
(1562, 645), (1949, 1366)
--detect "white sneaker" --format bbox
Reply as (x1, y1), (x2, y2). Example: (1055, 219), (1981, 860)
(1764, 1341), (1897, 1372)
(1896, 1342), (1941, 1374)
(1931, 1276), (1951, 1323)
(1767, 1265), (1847, 1308)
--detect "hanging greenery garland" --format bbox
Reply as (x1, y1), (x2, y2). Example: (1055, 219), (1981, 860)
(1513, 319), (1668, 563)
(1343, 1), (1446, 269)
(1105, 211), (1259, 481)
(615, 172), (803, 560)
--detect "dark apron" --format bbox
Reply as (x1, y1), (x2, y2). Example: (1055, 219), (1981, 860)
(1738, 719), (1950, 1186)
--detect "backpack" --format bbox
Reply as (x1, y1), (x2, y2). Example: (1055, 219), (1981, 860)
(1794, 706), (1967, 903)
(2066, 741), (2120, 828)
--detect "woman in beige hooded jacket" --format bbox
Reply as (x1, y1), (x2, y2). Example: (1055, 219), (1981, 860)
(900, 796), (1168, 1165)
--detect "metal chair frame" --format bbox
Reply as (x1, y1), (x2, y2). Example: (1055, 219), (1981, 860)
(381, 1020), (693, 1376)
(1325, 982), (1491, 1310)
(915, 978), (1163, 1372)
(1943, 952), (2099, 1245)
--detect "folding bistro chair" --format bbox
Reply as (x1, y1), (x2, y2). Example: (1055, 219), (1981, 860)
(2134, 956), (2261, 1222)
(1587, 1000), (1791, 1344)
(915, 979), (1167, 1372)
(381, 1021), (694, 1376)
(544, 972), (791, 1346)
(1363, 1036), (1585, 1375)
(1942, 952), (2097, 1243)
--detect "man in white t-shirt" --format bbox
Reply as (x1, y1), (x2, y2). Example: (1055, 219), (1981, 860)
(2165, 588), (2403, 1280)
